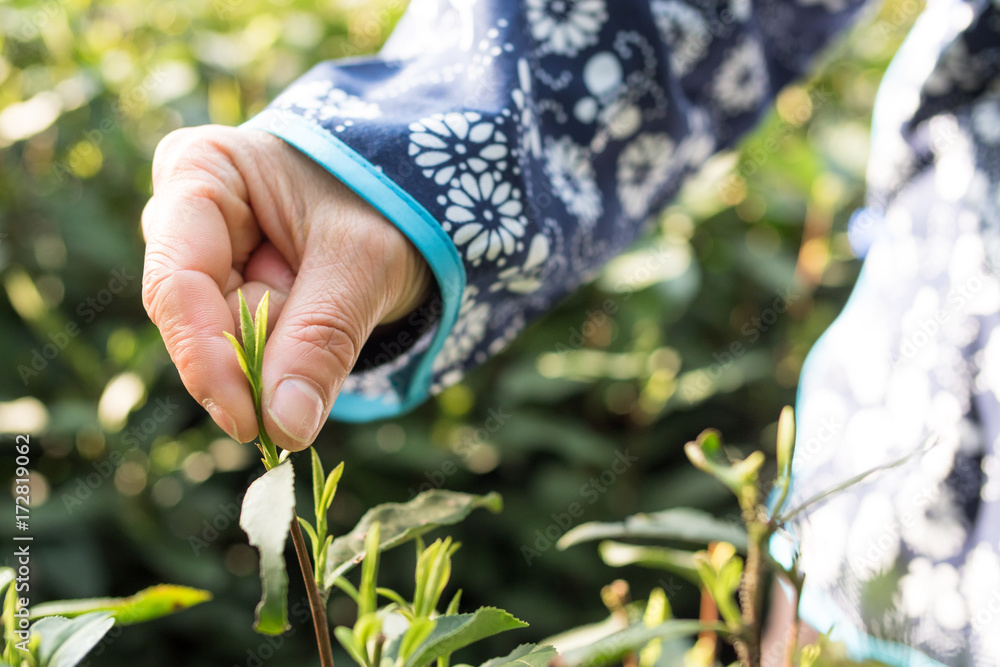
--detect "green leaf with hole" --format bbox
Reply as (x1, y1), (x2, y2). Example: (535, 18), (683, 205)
(557, 508), (747, 552)
(240, 460), (295, 635)
(323, 490), (502, 589)
(30, 585), (211, 625)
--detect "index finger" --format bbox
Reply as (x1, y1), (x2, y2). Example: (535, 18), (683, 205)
(141, 186), (258, 443)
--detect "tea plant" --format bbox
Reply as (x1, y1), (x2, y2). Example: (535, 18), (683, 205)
(553, 407), (910, 667)
(4, 293), (922, 667)
(0, 578), (209, 667)
(226, 291), (557, 667)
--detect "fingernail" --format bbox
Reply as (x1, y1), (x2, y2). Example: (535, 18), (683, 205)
(267, 376), (326, 445)
(204, 400), (240, 442)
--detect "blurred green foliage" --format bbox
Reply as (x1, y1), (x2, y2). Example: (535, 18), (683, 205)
(0, 0), (917, 664)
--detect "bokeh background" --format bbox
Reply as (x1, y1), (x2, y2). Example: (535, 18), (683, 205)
(0, 0), (918, 664)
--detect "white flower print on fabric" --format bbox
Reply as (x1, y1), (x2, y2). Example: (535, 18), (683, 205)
(573, 48), (666, 141)
(650, 0), (710, 76)
(409, 112), (509, 186)
(443, 172), (527, 265)
(273, 80), (381, 121)
(616, 132), (676, 218)
(512, 58), (543, 159)
(544, 136), (602, 226)
(526, 0), (608, 57)
(432, 286), (491, 386)
(712, 38), (768, 114)
(490, 234), (551, 294)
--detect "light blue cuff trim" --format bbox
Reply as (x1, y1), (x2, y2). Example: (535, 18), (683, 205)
(769, 531), (947, 667)
(241, 110), (465, 423)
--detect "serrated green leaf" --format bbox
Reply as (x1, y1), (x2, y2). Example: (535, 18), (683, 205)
(557, 508), (747, 552)
(240, 461), (295, 635)
(479, 644), (559, 667)
(29, 585), (211, 625)
(33, 612), (115, 667)
(238, 289), (255, 363)
(253, 291), (269, 376)
(387, 608), (527, 667)
(324, 491), (503, 589)
(556, 620), (718, 667)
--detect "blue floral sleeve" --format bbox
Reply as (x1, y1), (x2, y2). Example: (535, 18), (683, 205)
(243, 0), (868, 422)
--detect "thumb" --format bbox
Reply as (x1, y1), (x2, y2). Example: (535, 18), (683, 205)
(259, 209), (426, 451)
(260, 245), (379, 451)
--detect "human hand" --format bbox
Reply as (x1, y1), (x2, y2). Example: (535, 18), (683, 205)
(141, 126), (430, 450)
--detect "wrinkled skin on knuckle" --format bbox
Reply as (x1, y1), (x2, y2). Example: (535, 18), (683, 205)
(140, 250), (174, 320)
(152, 127), (243, 199)
(283, 303), (367, 380)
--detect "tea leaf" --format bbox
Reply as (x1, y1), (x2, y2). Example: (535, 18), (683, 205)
(334, 625), (367, 666)
(298, 517), (320, 552)
(324, 491), (502, 589)
(253, 291), (269, 375)
(310, 448), (324, 518)
(240, 460), (295, 635)
(479, 644), (559, 667)
(555, 620), (715, 667)
(0, 568), (13, 600)
(238, 289), (256, 361)
(557, 508), (747, 552)
(223, 332), (255, 391)
(597, 541), (700, 584)
(30, 585), (211, 625)
(321, 461), (345, 512)
(358, 522), (381, 617)
(32, 612), (115, 667)
(385, 607), (527, 667)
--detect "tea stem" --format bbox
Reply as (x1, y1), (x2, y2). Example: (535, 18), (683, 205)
(291, 508), (335, 667)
